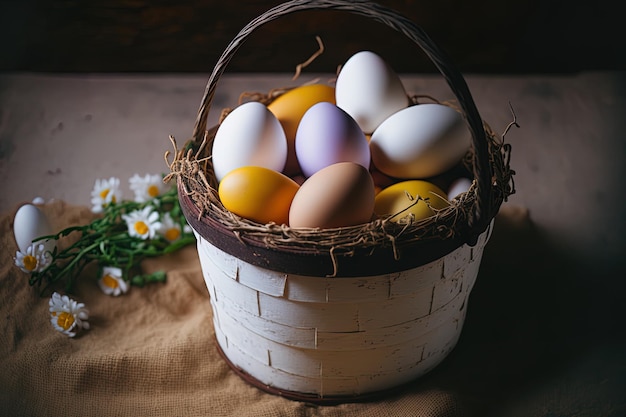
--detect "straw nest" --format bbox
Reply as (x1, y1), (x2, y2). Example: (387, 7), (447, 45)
(164, 89), (515, 260)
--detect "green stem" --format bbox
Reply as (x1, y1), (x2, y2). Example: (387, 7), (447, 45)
(53, 240), (102, 280)
(26, 182), (195, 293)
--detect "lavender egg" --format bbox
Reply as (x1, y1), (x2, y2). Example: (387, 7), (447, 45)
(295, 102), (370, 178)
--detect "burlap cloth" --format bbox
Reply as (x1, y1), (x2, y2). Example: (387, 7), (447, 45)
(0, 200), (475, 417)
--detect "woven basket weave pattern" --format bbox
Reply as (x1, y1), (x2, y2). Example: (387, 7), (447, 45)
(195, 223), (491, 397)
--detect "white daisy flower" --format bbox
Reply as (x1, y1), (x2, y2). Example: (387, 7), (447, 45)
(158, 212), (183, 242)
(122, 206), (162, 240)
(90, 177), (122, 213)
(14, 244), (51, 273)
(49, 292), (90, 337)
(129, 173), (166, 203)
(98, 266), (129, 296)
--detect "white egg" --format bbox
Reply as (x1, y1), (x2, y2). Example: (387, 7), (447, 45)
(335, 51), (409, 134)
(370, 103), (471, 179)
(212, 101), (288, 182)
(448, 177), (473, 200)
(13, 204), (55, 253)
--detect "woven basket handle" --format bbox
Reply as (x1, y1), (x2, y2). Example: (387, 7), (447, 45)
(191, 0), (493, 242)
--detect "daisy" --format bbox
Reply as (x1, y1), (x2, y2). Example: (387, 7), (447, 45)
(49, 292), (90, 337)
(14, 244), (51, 273)
(158, 212), (183, 242)
(122, 206), (162, 240)
(129, 173), (166, 203)
(90, 177), (122, 213)
(98, 266), (129, 296)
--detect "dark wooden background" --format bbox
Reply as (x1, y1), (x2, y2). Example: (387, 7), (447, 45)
(0, 0), (623, 74)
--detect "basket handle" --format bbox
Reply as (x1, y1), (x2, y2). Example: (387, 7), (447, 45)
(191, 0), (493, 243)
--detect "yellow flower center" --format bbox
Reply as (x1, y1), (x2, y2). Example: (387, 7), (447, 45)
(102, 274), (119, 289)
(57, 312), (75, 330)
(23, 255), (38, 271)
(164, 227), (180, 241)
(99, 188), (110, 199)
(148, 184), (160, 198)
(134, 221), (149, 235)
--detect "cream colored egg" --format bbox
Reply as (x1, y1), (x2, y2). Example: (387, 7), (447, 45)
(289, 162), (375, 229)
(212, 101), (288, 182)
(335, 51), (409, 134)
(13, 204), (55, 253)
(370, 103), (471, 179)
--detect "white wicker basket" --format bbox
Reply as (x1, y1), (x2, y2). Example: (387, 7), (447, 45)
(193, 220), (493, 399)
(170, 0), (514, 404)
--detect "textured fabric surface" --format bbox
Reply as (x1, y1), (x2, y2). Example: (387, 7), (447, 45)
(0, 200), (468, 417)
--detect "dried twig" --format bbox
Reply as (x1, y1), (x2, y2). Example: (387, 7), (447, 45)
(293, 35), (325, 80)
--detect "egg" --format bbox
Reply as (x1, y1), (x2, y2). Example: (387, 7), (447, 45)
(218, 166), (299, 225)
(375, 180), (449, 223)
(13, 203), (55, 253)
(295, 102), (370, 178)
(370, 103), (471, 179)
(212, 101), (288, 182)
(335, 50), (409, 134)
(448, 177), (473, 200)
(289, 162), (375, 229)
(267, 84), (336, 175)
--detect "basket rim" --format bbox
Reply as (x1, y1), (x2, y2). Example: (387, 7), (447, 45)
(179, 178), (473, 277)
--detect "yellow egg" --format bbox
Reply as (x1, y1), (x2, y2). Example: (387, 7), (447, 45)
(267, 84), (336, 175)
(218, 166), (300, 225)
(375, 180), (449, 223)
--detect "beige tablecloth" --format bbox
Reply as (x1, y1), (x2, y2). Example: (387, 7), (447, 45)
(1, 200), (473, 417)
